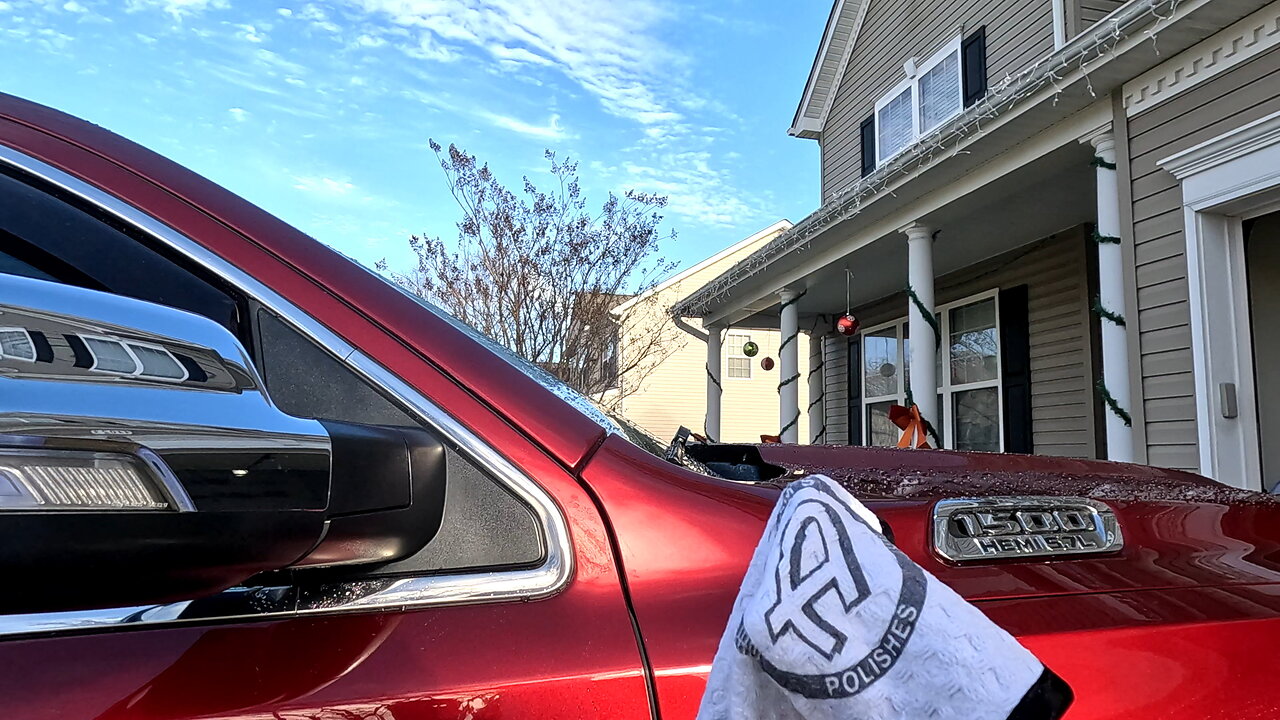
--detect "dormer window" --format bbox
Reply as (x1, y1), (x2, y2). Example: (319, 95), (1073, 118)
(861, 28), (986, 177)
(873, 37), (963, 166)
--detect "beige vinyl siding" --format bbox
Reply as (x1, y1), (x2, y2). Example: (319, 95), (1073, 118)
(618, 226), (810, 444)
(820, 0), (1055, 198)
(1076, 0), (1125, 32)
(825, 230), (1098, 456)
(1126, 46), (1280, 471)
(822, 334), (851, 444)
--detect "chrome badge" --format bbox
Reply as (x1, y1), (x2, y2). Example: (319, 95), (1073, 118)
(932, 497), (1122, 562)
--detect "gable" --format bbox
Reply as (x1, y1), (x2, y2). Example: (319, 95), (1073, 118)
(789, 0), (872, 140)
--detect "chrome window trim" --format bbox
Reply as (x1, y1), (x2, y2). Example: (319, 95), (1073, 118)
(0, 145), (573, 638)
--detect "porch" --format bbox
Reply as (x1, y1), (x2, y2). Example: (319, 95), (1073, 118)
(682, 105), (1130, 459)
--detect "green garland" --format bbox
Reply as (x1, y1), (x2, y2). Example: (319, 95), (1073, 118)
(1091, 294), (1126, 327)
(904, 284), (942, 350)
(1097, 378), (1133, 427)
(1091, 227), (1121, 245)
(778, 288), (808, 311)
(1091, 156), (1117, 170)
(705, 363), (722, 390)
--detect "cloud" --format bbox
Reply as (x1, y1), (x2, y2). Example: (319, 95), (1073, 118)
(227, 106), (248, 122)
(124, 0), (228, 19)
(482, 112), (571, 141)
(62, 1), (87, 12)
(292, 175), (356, 196)
(350, 0), (682, 129)
(236, 23), (267, 43)
(606, 151), (767, 229)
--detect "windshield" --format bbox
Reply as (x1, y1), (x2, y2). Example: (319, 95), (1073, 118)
(355, 261), (625, 428)
(353, 260), (712, 471)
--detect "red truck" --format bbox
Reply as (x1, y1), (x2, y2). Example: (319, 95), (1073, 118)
(2, 93), (1280, 719)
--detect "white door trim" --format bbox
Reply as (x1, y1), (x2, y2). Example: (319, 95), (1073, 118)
(1159, 110), (1280, 490)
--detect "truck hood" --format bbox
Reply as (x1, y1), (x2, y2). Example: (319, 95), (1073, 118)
(746, 444), (1280, 602)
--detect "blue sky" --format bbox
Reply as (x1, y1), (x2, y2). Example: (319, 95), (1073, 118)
(0, 0), (826, 276)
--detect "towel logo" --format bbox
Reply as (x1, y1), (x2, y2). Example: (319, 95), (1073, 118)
(736, 479), (928, 699)
(763, 502), (872, 660)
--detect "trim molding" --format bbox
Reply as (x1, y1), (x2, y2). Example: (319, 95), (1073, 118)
(1159, 109), (1280, 179)
(789, 0), (870, 138)
(1123, 1), (1280, 117)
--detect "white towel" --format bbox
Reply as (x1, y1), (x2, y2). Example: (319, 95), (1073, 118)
(698, 475), (1046, 720)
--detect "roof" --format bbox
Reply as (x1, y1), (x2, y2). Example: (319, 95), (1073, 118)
(611, 219), (793, 315)
(789, 0), (872, 140)
(676, 0), (1231, 323)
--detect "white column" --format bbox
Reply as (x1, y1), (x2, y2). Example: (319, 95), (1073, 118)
(808, 330), (826, 444)
(903, 223), (938, 435)
(1091, 130), (1135, 462)
(705, 324), (722, 443)
(779, 289), (802, 443)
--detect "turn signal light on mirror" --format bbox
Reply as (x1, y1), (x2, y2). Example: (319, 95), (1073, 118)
(0, 449), (175, 510)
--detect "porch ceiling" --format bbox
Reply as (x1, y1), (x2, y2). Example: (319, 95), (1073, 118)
(731, 141), (1095, 329)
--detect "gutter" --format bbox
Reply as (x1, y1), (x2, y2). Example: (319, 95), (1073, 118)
(673, 0), (1188, 320)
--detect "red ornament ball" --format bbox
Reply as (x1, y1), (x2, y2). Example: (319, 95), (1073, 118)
(835, 314), (860, 336)
(760, 357), (776, 371)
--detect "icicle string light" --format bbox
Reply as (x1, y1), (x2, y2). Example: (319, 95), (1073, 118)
(674, 0), (1186, 320)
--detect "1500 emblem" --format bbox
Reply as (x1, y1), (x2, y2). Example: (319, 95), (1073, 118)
(932, 497), (1123, 562)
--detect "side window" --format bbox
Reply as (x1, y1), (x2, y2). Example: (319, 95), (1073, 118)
(0, 167), (543, 575)
(0, 169), (243, 335)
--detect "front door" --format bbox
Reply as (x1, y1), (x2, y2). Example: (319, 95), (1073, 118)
(1245, 212), (1280, 491)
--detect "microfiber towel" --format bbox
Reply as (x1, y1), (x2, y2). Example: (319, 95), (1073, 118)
(697, 475), (1055, 720)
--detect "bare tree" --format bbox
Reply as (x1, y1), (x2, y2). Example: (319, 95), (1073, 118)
(378, 140), (681, 409)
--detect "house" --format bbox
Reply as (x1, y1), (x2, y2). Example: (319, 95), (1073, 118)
(674, 0), (1280, 491)
(611, 220), (812, 444)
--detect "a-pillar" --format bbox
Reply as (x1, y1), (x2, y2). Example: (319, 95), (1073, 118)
(808, 329), (826, 444)
(705, 323), (722, 443)
(1087, 129), (1135, 462)
(778, 288), (804, 443)
(903, 223), (938, 434)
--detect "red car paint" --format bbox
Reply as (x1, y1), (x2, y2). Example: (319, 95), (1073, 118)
(3, 93), (1280, 718)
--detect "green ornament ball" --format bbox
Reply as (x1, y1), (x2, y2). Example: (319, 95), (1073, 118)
(742, 340), (759, 357)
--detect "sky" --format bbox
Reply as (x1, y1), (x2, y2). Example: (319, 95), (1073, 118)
(0, 0), (827, 277)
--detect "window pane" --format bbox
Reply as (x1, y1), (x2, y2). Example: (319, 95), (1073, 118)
(954, 386), (1000, 452)
(727, 357), (751, 379)
(949, 298), (998, 385)
(877, 87), (913, 163)
(866, 401), (898, 447)
(863, 328), (899, 398)
(919, 51), (961, 132)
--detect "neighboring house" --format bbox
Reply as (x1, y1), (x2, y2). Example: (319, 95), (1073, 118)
(675, 0), (1280, 491)
(611, 220), (811, 444)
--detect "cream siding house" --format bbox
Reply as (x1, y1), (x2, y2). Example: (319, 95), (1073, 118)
(676, 0), (1280, 491)
(612, 221), (811, 444)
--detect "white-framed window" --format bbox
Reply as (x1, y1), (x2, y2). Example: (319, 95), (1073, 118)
(726, 333), (753, 379)
(860, 291), (1002, 452)
(874, 36), (963, 166)
(0, 327), (37, 362)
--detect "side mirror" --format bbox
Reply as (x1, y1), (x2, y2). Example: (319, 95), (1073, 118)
(0, 274), (446, 614)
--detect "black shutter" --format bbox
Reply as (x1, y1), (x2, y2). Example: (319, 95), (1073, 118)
(847, 337), (863, 445)
(999, 285), (1033, 454)
(962, 27), (987, 107)
(859, 115), (876, 178)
